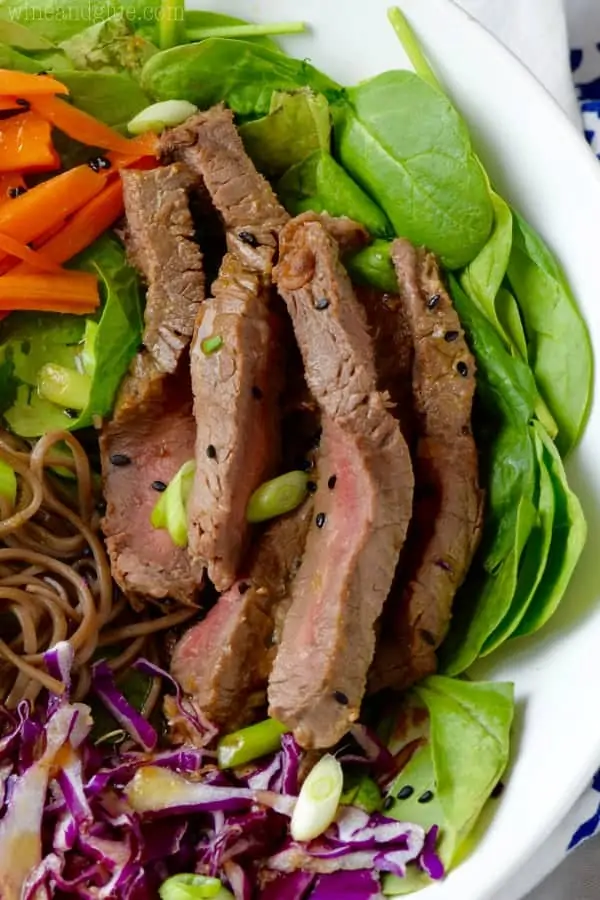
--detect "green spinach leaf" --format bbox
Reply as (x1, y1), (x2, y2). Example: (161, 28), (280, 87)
(239, 90), (331, 177)
(59, 12), (157, 77)
(3, 234), (142, 437)
(0, 39), (44, 70)
(513, 421), (587, 637)
(0, 15), (55, 48)
(507, 213), (592, 457)
(334, 70), (493, 268)
(0, 0), (160, 43)
(140, 38), (341, 117)
(345, 239), (398, 293)
(56, 70), (150, 127)
(278, 150), (392, 238)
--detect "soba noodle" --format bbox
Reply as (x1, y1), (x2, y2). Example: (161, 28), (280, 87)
(0, 429), (196, 708)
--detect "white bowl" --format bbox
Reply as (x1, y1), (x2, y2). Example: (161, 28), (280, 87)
(192, 1), (600, 897)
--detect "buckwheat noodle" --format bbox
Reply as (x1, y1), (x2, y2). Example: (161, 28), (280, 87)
(0, 429), (196, 709)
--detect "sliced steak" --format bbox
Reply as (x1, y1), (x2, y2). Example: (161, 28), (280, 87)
(170, 498), (315, 730)
(101, 164), (205, 604)
(162, 106), (289, 590)
(268, 215), (414, 749)
(369, 239), (484, 692)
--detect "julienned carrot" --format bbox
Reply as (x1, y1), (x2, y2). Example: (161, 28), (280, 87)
(0, 271), (99, 314)
(0, 71), (68, 97)
(29, 95), (148, 155)
(0, 230), (64, 273)
(0, 98), (25, 112)
(15, 180), (124, 273)
(0, 111), (59, 173)
(0, 164), (107, 263)
(0, 173), (26, 205)
(108, 132), (159, 166)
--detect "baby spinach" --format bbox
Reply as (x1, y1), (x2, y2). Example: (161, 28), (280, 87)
(2, 234), (142, 438)
(56, 71), (150, 127)
(345, 240), (398, 293)
(507, 213), (593, 457)
(239, 91), (331, 177)
(334, 70), (493, 268)
(481, 424), (555, 654)
(278, 150), (392, 238)
(0, 16), (55, 49)
(59, 12), (157, 77)
(513, 421), (587, 637)
(140, 38), (340, 118)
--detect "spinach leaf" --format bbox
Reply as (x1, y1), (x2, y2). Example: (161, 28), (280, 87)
(481, 424), (555, 653)
(3, 234), (142, 437)
(345, 239), (398, 293)
(140, 38), (341, 117)
(513, 421), (587, 637)
(56, 71), (150, 127)
(495, 285), (527, 361)
(460, 191), (513, 339)
(383, 677), (513, 894)
(59, 12), (157, 77)
(0, 39), (44, 70)
(0, 15), (55, 49)
(239, 90), (331, 177)
(334, 71), (493, 268)
(278, 150), (392, 238)
(507, 213), (593, 457)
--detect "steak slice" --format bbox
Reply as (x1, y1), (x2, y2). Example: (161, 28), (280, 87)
(101, 164), (205, 604)
(369, 239), (484, 692)
(162, 106), (289, 590)
(268, 215), (414, 749)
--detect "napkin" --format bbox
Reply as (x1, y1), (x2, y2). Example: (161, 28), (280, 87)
(445, 1), (600, 898)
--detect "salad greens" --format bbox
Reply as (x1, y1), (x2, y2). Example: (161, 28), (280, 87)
(0, 235), (142, 437)
(58, 12), (157, 76)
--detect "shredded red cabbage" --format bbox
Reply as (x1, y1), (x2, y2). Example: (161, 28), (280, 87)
(0, 645), (443, 899)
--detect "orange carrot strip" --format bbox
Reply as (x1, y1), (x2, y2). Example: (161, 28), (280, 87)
(0, 98), (25, 112)
(0, 71), (68, 97)
(0, 164), (107, 263)
(0, 231), (64, 273)
(0, 111), (60, 173)
(0, 271), (99, 314)
(0, 173), (26, 206)
(14, 179), (124, 273)
(29, 95), (142, 154)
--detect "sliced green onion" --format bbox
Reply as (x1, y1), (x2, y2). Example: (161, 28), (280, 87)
(290, 753), (343, 842)
(150, 460), (195, 548)
(218, 718), (288, 769)
(0, 459), (17, 506)
(158, 0), (186, 50)
(127, 100), (198, 136)
(186, 21), (306, 41)
(37, 363), (91, 412)
(200, 334), (223, 355)
(159, 874), (234, 900)
(246, 470), (309, 524)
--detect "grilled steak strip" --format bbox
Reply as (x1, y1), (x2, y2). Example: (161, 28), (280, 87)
(100, 165), (204, 604)
(268, 214), (414, 749)
(369, 239), (484, 692)
(161, 106), (289, 591)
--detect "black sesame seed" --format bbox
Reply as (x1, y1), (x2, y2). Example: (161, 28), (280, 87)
(110, 453), (131, 467)
(327, 475), (337, 490)
(306, 481), (318, 494)
(88, 155), (112, 173)
(333, 690), (348, 705)
(206, 444), (217, 459)
(461, 425), (471, 436)
(15, 97), (30, 107)
(316, 512), (326, 529)
(314, 297), (330, 311)
(427, 293), (440, 309)
(418, 790), (435, 804)
(64, 408), (79, 420)
(239, 582), (250, 595)
(491, 781), (505, 799)
(238, 230), (259, 247)
(151, 480), (167, 493)
(96, 500), (107, 516)
(301, 458), (314, 472)
(457, 361), (469, 377)
(444, 330), (459, 343)
(8, 186), (27, 199)
(251, 385), (263, 400)
(383, 796), (395, 811)
(420, 629), (436, 647)
(397, 785), (415, 801)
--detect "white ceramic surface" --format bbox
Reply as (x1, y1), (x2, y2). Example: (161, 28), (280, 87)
(192, 1), (600, 897)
